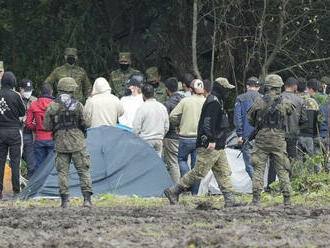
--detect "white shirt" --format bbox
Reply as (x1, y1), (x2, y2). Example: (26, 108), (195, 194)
(119, 94), (144, 128)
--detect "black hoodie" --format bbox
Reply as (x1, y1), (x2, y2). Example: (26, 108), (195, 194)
(0, 72), (26, 128)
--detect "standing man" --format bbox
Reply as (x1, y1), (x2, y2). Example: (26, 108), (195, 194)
(163, 77), (185, 183)
(0, 72), (26, 199)
(164, 77), (246, 207)
(45, 48), (91, 104)
(170, 79), (205, 195)
(109, 52), (140, 98)
(248, 74), (295, 206)
(25, 83), (55, 173)
(19, 79), (37, 179)
(43, 77), (93, 208)
(132, 84), (169, 157)
(145, 67), (167, 104)
(234, 76), (261, 179)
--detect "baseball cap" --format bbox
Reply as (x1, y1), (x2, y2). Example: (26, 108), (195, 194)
(192, 79), (204, 94)
(65, 48), (78, 57)
(214, 77), (235, 89)
(246, 76), (260, 87)
(21, 79), (34, 91)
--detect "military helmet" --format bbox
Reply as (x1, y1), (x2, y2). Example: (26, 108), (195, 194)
(146, 66), (160, 83)
(264, 74), (284, 88)
(57, 77), (77, 92)
(65, 48), (78, 57)
(320, 76), (330, 85)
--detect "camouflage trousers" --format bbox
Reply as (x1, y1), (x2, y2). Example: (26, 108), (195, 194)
(55, 148), (93, 195)
(250, 136), (291, 197)
(163, 138), (180, 184)
(180, 148), (234, 193)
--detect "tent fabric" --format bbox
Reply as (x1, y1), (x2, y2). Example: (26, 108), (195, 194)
(17, 126), (173, 199)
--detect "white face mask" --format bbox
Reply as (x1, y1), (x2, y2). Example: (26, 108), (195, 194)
(22, 91), (32, 99)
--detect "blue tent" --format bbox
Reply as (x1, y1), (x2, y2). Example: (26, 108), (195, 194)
(18, 126), (173, 199)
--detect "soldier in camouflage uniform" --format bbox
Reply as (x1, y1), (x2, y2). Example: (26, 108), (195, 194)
(164, 78), (246, 208)
(45, 48), (91, 104)
(109, 52), (140, 98)
(43, 77), (93, 208)
(248, 74), (296, 206)
(145, 67), (168, 104)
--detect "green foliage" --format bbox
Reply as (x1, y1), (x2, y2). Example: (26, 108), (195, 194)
(292, 172), (330, 194)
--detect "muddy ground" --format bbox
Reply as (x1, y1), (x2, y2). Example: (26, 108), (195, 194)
(1, 197), (330, 248)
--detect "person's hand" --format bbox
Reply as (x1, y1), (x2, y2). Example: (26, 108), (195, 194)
(207, 142), (216, 152)
(237, 137), (243, 145)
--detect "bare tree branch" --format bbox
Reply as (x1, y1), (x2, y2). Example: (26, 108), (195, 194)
(271, 57), (330, 74)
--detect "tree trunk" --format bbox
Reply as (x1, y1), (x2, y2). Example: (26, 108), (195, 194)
(192, 0), (202, 79)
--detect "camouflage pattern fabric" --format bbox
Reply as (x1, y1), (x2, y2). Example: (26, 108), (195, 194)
(109, 67), (139, 97)
(248, 92), (295, 197)
(179, 148), (234, 193)
(154, 83), (168, 104)
(296, 92), (319, 111)
(55, 149), (93, 195)
(42, 99), (91, 153)
(45, 63), (91, 104)
(163, 138), (180, 184)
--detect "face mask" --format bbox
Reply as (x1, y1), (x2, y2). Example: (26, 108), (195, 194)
(23, 91), (32, 99)
(66, 56), (76, 65)
(120, 64), (129, 71)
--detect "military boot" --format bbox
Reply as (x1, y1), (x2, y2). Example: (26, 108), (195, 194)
(283, 195), (291, 206)
(251, 192), (261, 206)
(223, 192), (247, 207)
(60, 194), (69, 208)
(164, 184), (185, 205)
(82, 192), (92, 208)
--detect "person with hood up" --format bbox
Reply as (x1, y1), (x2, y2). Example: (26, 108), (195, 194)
(25, 83), (55, 173)
(84, 77), (124, 128)
(0, 72), (26, 199)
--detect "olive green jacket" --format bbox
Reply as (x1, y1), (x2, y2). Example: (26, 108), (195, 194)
(109, 67), (139, 97)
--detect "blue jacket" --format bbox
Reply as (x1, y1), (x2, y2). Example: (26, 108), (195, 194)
(234, 90), (261, 140)
(313, 93), (328, 138)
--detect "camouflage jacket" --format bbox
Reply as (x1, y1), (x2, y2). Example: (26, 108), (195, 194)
(247, 92), (296, 139)
(43, 96), (91, 153)
(109, 67), (139, 97)
(154, 82), (168, 104)
(45, 63), (91, 104)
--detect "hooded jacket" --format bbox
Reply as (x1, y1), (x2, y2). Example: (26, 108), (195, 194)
(0, 72), (26, 128)
(25, 95), (54, 140)
(84, 77), (124, 128)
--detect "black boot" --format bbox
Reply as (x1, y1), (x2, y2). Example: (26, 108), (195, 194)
(283, 195), (291, 206)
(60, 194), (69, 208)
(82, 192), (92, 208)
(164, 184), (185, 205)
(223, 192), (247, 207)
(251, 192), (261, 206)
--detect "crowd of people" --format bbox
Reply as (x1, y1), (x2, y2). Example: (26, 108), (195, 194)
(0, 47), (329, 208)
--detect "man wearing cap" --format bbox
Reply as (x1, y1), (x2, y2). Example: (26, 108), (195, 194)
(248, 74), (295, 206)
(234, 76), (261, 179)
(45, 47), (91, 104)
(0, 72), (26, 199)
(19, 79), (37, 179)
(109, 52), (140, 98)
(119, 73), (144, 128)
(0, 61), (4, 84)
(169, 79), (205, 195)
(165, 77), (246, 207)
(145, 67), (167, 104)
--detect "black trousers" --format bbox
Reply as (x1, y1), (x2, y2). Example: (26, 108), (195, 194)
(0, 128), (22, 193)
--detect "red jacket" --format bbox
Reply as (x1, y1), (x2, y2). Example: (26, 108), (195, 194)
(25, 95), (54, 140)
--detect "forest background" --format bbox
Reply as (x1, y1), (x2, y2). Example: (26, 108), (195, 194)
(1, 0), (330, 103)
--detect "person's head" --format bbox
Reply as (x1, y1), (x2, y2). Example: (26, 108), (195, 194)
(284, 77), (298, 92)
(126, 73), (145, 96)
(1, 71), (16, 89)
(146, 67), (161, 84)
(181, 73), (194, 91)
(203, 79), (213, 96)
(20, 79), (34, 99)
(191, 79), (204, 95)
(0, 61), (4, 80)
(164, 77), (178, 96)
(297, 77), (307, 93)
(306, 78), (320, 95)
(40, 82), (53, 96)
(64, 48), (78, 65)
(119, 52), (131, 71)
(212, 77), (235, 100)
(57, 77), (77, 95)
(320, 76), (330, 94)
(141, 83), (155, 101)
(263, 74), (283, 95)
(91, 77), (111, 96)
(246, 76), (260, 91)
